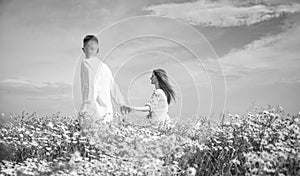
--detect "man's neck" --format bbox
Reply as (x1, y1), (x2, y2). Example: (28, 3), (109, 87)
(85, 55), (98, 59)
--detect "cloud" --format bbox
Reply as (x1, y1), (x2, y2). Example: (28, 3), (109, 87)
(242, 34), (283, 50)
(222, 29), (292, 69)
(259, 77), (300, 85)
(144, 0), (300, 27)
(0, 78), (72, 99)
(0, 78), (74, 115)
(216, 21), (300, 89)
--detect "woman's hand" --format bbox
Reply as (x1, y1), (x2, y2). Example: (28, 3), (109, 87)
(120, 105), (132, 115)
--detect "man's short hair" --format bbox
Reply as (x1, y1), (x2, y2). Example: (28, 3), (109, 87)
(83, 35), (99, 47)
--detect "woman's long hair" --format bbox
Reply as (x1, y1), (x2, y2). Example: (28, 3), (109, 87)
(153, 69), (175, 104)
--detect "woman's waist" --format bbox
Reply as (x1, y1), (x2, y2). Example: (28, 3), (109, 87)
(151, 110), (168, 115)
(149, 112), (169, 120)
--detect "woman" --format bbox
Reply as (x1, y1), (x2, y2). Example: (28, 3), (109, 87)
(124, 69), (175, 129)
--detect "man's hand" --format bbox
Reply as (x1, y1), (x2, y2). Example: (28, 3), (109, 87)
(79, 103), (88, 116)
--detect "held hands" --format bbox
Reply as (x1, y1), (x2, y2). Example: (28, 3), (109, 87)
(120, 105), (132, 115)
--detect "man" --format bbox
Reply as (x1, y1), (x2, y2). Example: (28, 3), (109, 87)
(79, 35), (126, 123)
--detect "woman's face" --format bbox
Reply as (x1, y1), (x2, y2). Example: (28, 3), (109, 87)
(150, 73), (157, 84)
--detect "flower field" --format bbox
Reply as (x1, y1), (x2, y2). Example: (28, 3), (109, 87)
(0, 106), (299, 176)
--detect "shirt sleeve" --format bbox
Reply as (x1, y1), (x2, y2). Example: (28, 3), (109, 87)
(80, 61), (90, 104)
(108, 66), (125, 106)
(145, 90), (162, 112)
(94, 63), (111, 108)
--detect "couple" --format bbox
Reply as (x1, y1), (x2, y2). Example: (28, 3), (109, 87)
(79, 35), (175, 130)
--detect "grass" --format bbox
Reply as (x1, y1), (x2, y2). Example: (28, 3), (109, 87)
(0, 105), (299, 176)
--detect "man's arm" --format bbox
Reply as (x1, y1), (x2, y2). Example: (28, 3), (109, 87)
(106, 65), (126, 106)
(110, 74), (126, 106)
(80, 62), (91, 112)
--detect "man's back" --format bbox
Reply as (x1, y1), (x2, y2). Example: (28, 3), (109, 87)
(80, 57), (114, 121)
(94, 59), (114, 120)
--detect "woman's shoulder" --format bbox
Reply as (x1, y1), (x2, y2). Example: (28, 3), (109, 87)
(154, 89), (167, 98)
(154, 89), (164, 94)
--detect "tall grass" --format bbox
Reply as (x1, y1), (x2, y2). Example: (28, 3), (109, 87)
(0, 106), (299, 176)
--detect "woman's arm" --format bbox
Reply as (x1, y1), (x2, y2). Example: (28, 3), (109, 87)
(120, 105), (150, 115)
(132, 90), (162, 113)
(131, 105), (150, 112)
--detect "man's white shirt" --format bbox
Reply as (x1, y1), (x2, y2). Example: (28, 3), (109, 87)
(80, 57), (124, 122)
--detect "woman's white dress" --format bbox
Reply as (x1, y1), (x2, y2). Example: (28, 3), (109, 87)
(145, 89), (171, 129)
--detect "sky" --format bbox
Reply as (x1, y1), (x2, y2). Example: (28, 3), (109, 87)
(0, 0), (299, 121)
